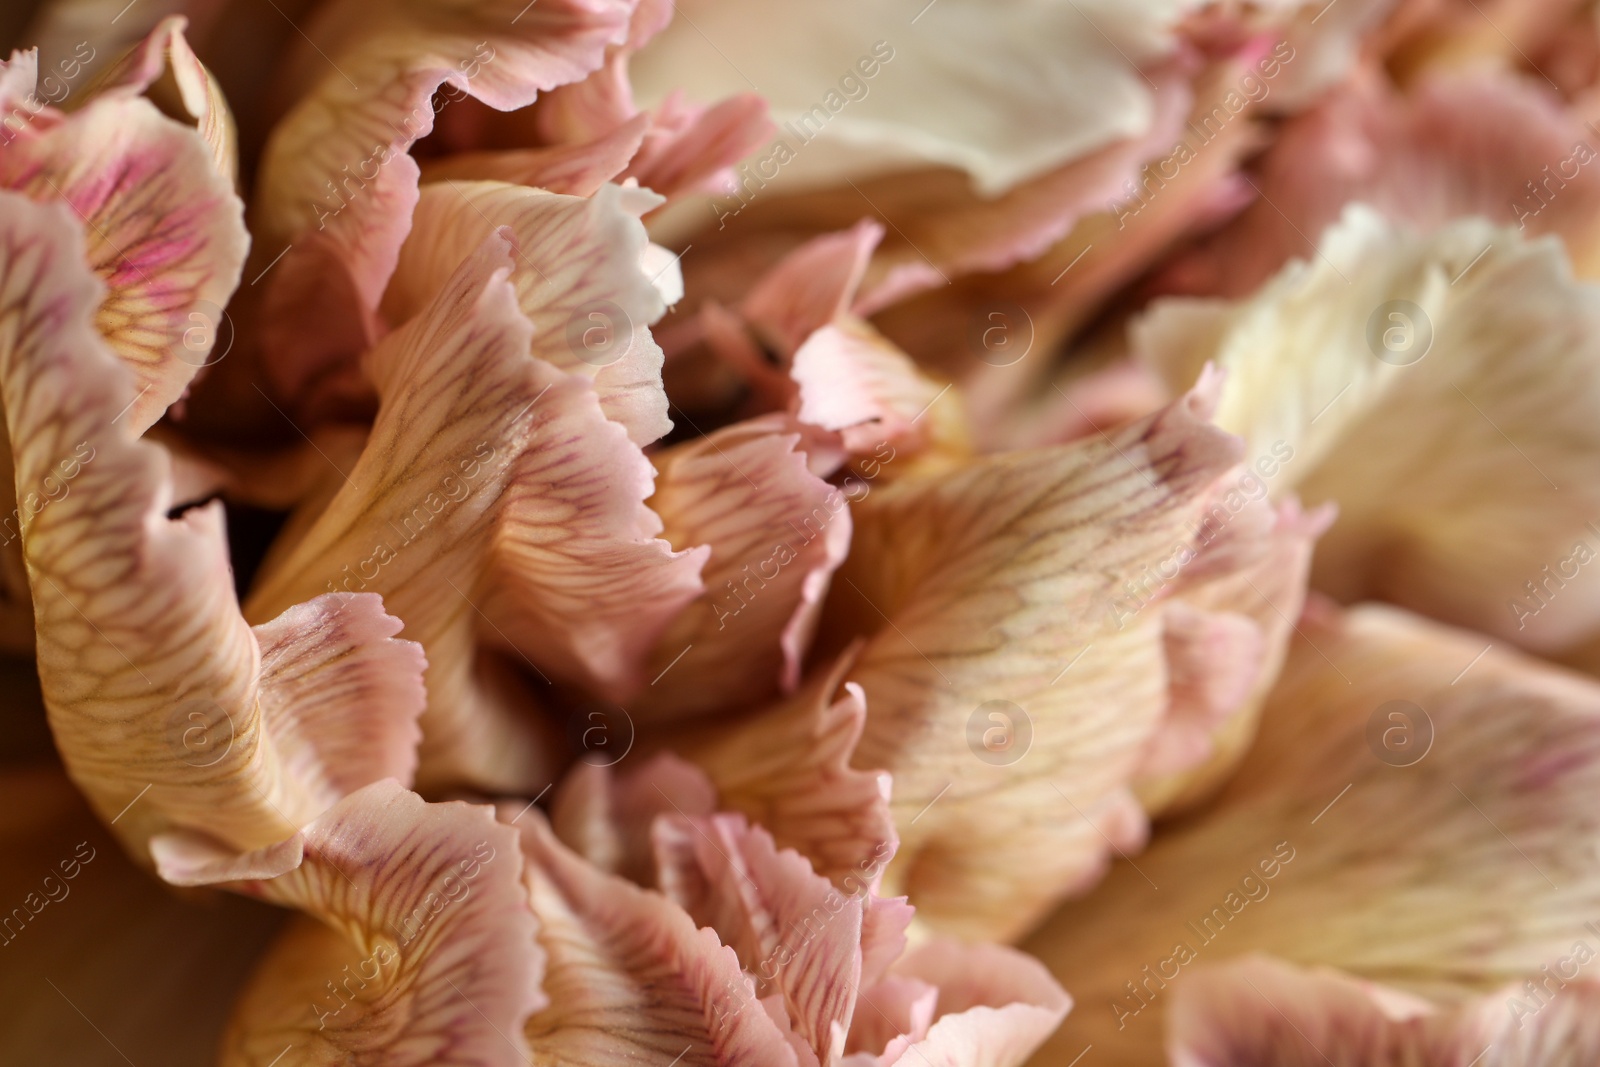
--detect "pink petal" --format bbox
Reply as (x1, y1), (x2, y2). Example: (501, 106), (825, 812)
(0, 192), (422, 871)
(635, 414), (851, 720)
(221, 782), (542, 1066)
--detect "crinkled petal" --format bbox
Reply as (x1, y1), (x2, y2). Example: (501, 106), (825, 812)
(0, 192), (421, 869)
(680, 651), (898, 890)
(1026, 603), (1600, 1065)
(388, 180), (673, 445)
(550, 753), (717, 886)
(635, 414), (850, 719)
(248, 227), (701, 788)
(253, 0), (632, 327)
(220, 781), (541, 1067)
(654, 812), (864, 1066)
(1140, 205), (1600, 651)
(821, 382), (1252, 940)
(0, 93), (248, 428)
(504, 805), (804, 1066)
(89, 16), (237, 182)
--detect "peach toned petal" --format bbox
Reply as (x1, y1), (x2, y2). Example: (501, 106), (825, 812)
(679, 651), (897, 890)
(0, 93), (248, 429)
(0, 192), (422, 869)
(819, 384), (1248, 940)
(623, 90), (773, 200)
(90, 16), (237, 182)
(504, 806), (804, 1066)
(843, 977), (936, 1064)
(1140, 206), (1600, 652)
(248, 228), (701, 788)
(654, 812), (864, 1066)
(534, 0), (772, 200)
(1137, 498), (1332, 815)
(1158, 67), (1600, 300)
(853, 68), (1192, 313)
(388, 180), (674, 445)
(880, 940), (1072, 1067)
(1170, 956), (1600, 1067)
(550, 752), (717, 886)
(253, 0), (632, 331)
(742, 220), (881, 359)
(790, 318), (967, 464)
(221, 781), (540, 1067)
(418, 111), (649, 193)
(1026, 604), (1600, 1065)
(634, 414), (850, 720)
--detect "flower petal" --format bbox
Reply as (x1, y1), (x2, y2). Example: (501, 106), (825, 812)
(0, 92), (248, 428)
(1157, 68), (1600, 300)
(89, 16), (237, 182)
(1025, 603), (1600, 1065)
(821, 382), (1251, 940)
(418, 111), (649, 194)
(878, 940), (1072, 1067)
(388, 180), (673, 445)
(653, 812), (864, 1066)
(253, 0), (632, 324)
(679, 651), (897, 890)
(1140, 205), (1600, 651)
(504, 805), (804, 1066)
(628, 0), (1195, 195)
(220, 781), (541, 1067)
(247, 227), (703, 788)
(635, 414), (851, 719)
(0, 191), (422, 869)
(1170, 955), (1600, 1067)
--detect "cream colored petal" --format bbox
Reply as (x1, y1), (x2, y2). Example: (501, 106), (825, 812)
(1139, 206), (1600, 651)
(388, 180), (674, 445)
(821, 382), (1252, 940)
(0, 93), (248, 429)
(635, 414), (850, 720)
(1026, 603), (1600, 1065)
(629, 0), (1200, 195)
(89, 16), (237, 183)
(0, 192), (422, 871)
(220, 781), (542, 1067)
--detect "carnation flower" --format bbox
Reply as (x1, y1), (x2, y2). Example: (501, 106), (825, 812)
(2, 1), (1599, 1065)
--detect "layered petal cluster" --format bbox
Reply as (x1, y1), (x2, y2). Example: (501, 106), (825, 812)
(217, 761), (1069, 1067)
